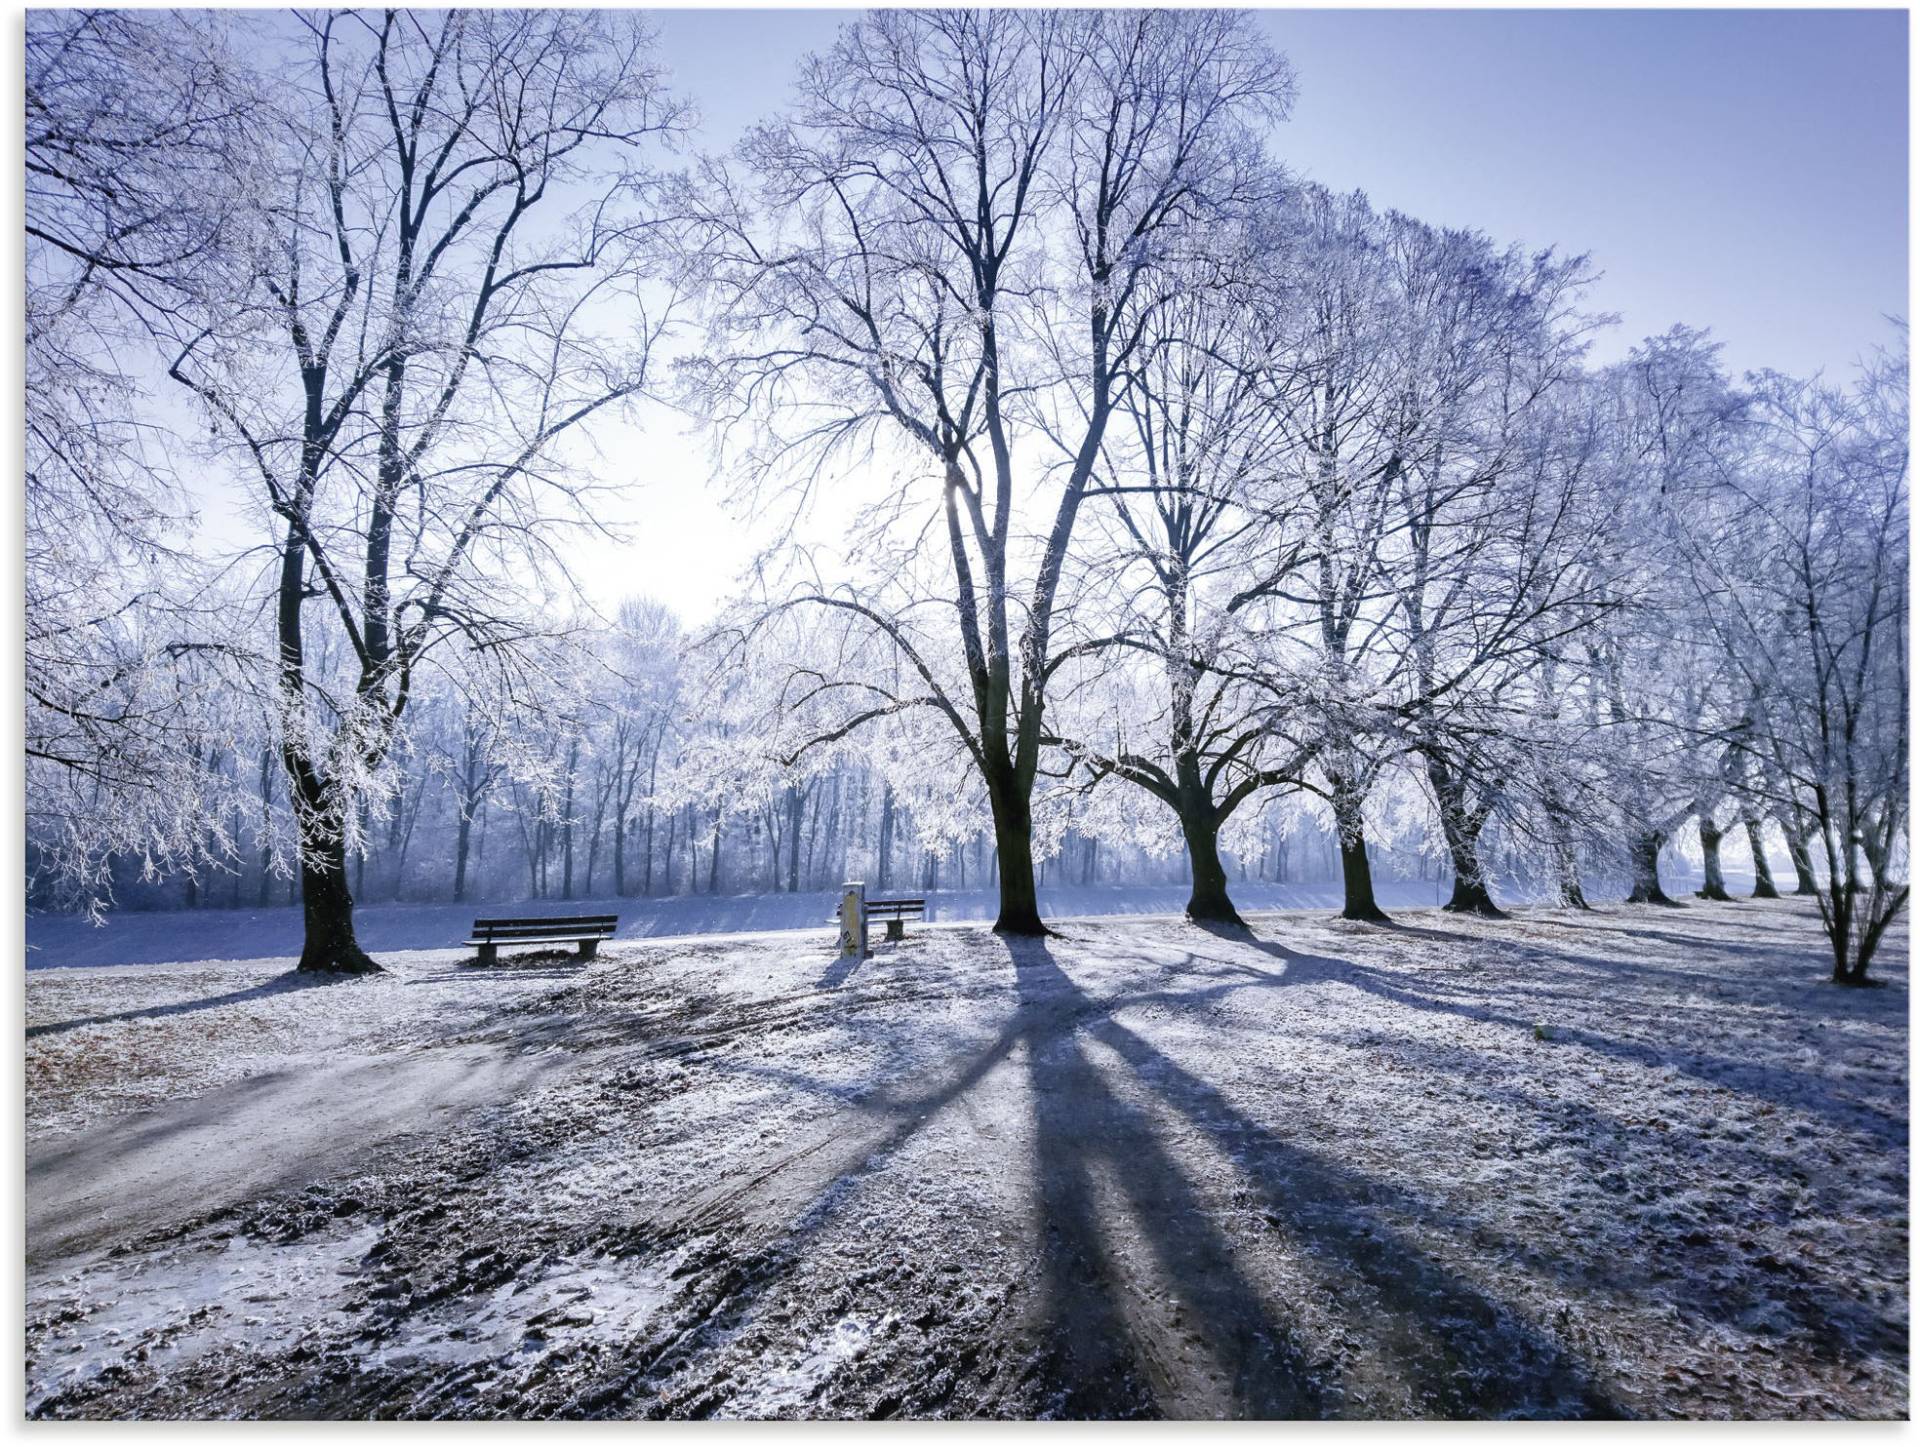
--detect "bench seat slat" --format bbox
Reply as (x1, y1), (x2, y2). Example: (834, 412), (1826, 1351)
(468, 936), (613, 948)
(471, 924), (615, 937)
(464, 938), (607, 948)
(471, 919), (617, 928)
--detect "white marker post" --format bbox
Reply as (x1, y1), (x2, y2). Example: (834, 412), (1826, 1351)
(838, 880), (868, 960)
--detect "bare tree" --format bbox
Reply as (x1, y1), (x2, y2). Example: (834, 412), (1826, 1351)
(1053, 254), (1317, 924)
(164, 11), (688, 970)
(25, 11), (261, 911)
(1582, 330), (1748, 905)
(1244, 190), (1414, 922)
(696, 10), (1292, 933)
(1376, 219), (1603, 916)
(1684, 342), (1909, 982)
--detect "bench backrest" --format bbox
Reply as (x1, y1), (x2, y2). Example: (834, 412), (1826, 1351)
(866, 898), (926, 912)
(472, 915), (618, 940)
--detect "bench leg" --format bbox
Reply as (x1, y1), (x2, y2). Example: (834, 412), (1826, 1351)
(577, 938), (600, 962)
(886, 918), (905, 942)
(478, 942), (497, 967)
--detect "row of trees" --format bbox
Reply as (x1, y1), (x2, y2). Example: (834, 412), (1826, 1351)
(26, 9), (1907, 984)
(694, 13), (1907, 982)
(26, 579), (1444, 916)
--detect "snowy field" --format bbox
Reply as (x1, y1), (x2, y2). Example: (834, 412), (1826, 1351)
(25, 897), (1905, 1419)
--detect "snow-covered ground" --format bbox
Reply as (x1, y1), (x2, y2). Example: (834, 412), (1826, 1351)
(25, 898), (1905, 1419)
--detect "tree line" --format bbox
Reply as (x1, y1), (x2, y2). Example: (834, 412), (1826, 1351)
(26, 9), (1907, 984)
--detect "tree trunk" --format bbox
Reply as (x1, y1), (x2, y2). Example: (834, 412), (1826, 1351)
(560, 748), (578, 902)
(256, 746), (275, 908)
(1695, 814), (1733, 901)
(612, 808), (626, 897)
(1337, 831), (1389, 923)
(296, 828), (380, 974)
(517, 798), (540, 897)
(1330, 777), (1390, 923)
(1178, 803), (1242, 926)
(807, 782), (829, 891)
(787, 784), (804, 893)
(877, 784), (895, 890)
(1742, 816), (1779, 899)
(1444, 866), (1504, 917)
(1550, 841), (1591, 910)
(453, 809), (473, 903)
(1625, 830), (1681, 906)
(1828, 887), (1857, 985)
(988, 782), (1045, 935)
(642, 805), (655, 895)
(1544, 793), (1590, 910)
(1426, 757), (1504, 918)
(1782, 818), (1820, 895)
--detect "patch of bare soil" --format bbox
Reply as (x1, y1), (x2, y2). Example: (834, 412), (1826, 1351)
(24, 900), (1907, 1419)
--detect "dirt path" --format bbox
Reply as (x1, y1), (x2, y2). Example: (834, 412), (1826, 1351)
(28, 1043), (579, 1265)
(24, 901), (1909, 1419)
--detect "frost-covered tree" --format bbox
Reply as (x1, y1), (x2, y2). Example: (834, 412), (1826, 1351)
(162, 11), (688, 970)
(1682, 340), (1909, 982)
(1236, 190), (1430, 922)
(1374, 221), (1602, 916)
(692, 9), (1294, 933)
(1056, 242), (1318, 925)
(1579, 330), (1749, 904)
(25, 11), (261, 912)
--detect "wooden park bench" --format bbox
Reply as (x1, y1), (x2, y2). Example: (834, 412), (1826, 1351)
(821, 890), (925, 948)
(866, 896), (926, 941)
(826, 885), (928, 959)
(465, 913), (618, 967)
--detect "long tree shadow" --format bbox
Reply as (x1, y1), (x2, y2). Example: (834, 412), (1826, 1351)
(26, 971), (341, 1038)
(1495, 931), (1900, 1025)
(1202, 923), (1904, 1143)
(605, 940), (1321, 1416)
(1006, 936), (1620, 1419)
(635, 916), (1904, 1414)
(1197, 921), (1907, 1371)
(1554, 917), (1903, 986)
(1288, 1024), (1908, 1368)
(1009, 938), (1322, 1416)
(595, 927), (1636, 1417)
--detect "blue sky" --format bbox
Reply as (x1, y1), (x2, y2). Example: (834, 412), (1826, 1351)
(656, 6), (1908, 380)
